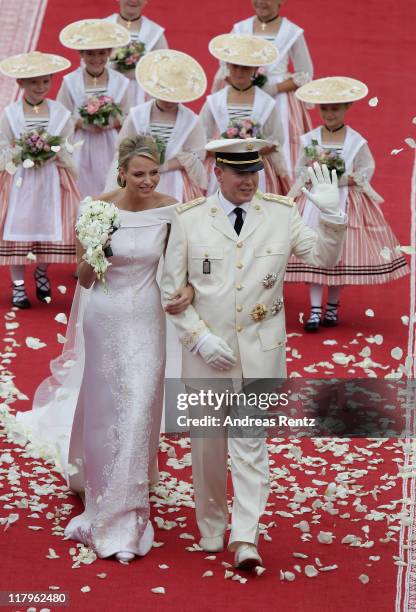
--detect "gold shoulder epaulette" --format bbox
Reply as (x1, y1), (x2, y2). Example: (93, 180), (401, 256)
(176, 197), (206, 214)
(262, 193), (294, 207)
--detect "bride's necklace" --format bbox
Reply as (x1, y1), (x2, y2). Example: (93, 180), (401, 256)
(119, 13), (141, 30)
(257, 14), (280, 31)
(24, 97), (44, 114)
(85, 67), (105, 88)
(230, 82), (253, 93)
(325, 123), (345, 133)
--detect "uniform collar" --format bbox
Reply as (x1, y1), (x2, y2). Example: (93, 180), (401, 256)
(218, 191), (249, 217)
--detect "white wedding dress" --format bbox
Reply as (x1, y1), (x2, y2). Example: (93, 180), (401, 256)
(17, 204), (176, 558)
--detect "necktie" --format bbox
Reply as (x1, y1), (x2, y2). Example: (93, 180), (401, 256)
(233, 207), (244, 235)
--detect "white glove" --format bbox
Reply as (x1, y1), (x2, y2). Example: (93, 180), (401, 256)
(198, 334), (237, 371)
(301, 163), (340, 215)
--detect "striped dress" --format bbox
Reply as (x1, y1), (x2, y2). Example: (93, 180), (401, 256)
(285, 126), (409, 285)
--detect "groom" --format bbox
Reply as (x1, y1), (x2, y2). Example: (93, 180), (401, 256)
(161, 138), (347, 569)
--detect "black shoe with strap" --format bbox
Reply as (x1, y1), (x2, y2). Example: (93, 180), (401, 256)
(12, 282), (31, 309)
(34, 267), (51, 303)
(304, 306), (322, 332)
(321, 302), (339, 327)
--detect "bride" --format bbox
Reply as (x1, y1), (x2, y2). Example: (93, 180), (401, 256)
(17, 135), (193, 563)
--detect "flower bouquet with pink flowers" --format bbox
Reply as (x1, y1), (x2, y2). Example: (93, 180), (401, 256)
(113, 41), (146, 72)
(304, 139), (346, 177)
(13, 129), (62, 168)
(221, 118), (264, 140)
(78, 95), (122, 128)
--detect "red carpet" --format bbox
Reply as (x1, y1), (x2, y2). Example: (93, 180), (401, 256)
(1, 1), (415, 611)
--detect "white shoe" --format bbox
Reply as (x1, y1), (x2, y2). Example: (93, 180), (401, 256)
(234, 544), (262, 570)
(116, 551), (135, 563)
(199, 535), (224, 552)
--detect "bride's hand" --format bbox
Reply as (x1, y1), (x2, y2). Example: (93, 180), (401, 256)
(164, 283), (194, 314)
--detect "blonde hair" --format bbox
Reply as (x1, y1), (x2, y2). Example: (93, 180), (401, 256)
(117, 135), (160, 186)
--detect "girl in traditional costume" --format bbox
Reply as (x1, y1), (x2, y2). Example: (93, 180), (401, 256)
(105, 0), (168, 107)
(201, 34), (289, 196)
(212, 0), (313, 178)
(106, 49), (207, 202)
(285, 77), (409, 330)
(0, 52), (80, 308)
(57, 19), (130, 198)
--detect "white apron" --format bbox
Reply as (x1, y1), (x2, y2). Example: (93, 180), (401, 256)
(301, 126), (366, 229)
(131, 100), (199, 202)
(206, 86), (275, 194)
(3, 100), (70, 242)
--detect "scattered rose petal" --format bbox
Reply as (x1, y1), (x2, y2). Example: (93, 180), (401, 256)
(202, 570), (214, 577)
(57, 333), (67, 344)
(368, 97), (378, 107)
(305, 565), (318, 578)
(26, 251), (37, 261)
(391, 347), (403, 360)
(55, 313), (68, 325)
(158, 564), (169, 569)
(151, 587), (166, 595)
(255, 566), (266, 576)
(405, 138), (416, 149)
(365, 309), (374, 317)
(57, 285), (67, 294)
(25, 336), (46, 350)
(97, 573), (107, 579)
(391, 148), (403, 155)
(359, 574), (369, 584)
(81, 586), (91, 593)
(317, 531), (335, 544)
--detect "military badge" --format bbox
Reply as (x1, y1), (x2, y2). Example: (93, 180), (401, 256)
(250, 303), (268, 321)
(271, 298), (284, 315)
(262, 273), (277, 289)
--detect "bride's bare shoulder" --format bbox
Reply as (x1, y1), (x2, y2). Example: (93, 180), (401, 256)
(154, 191), (177, 207)
(95, 189), (122, 203)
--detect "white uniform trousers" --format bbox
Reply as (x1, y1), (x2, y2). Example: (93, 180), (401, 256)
(188, 388), (270, 550)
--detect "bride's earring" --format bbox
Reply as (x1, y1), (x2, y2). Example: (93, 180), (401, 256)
(117, 174), (127, 188)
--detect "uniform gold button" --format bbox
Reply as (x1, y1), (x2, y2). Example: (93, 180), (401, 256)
(204, 252), (209, 257)
(236, 242), (243, 248)
(210, 207), (218, 213)
(237, 305), (243, 312)
(236, 325), (243, 332)
(255, 204), (261, 211)
(236, 263), (243, 269)
(236, 284), (243, 290)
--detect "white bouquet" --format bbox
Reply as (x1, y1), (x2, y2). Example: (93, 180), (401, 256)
(75, 197), (121, 285)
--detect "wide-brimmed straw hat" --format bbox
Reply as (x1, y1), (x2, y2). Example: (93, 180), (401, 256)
(208, 34), (278, 67)
(136, 49), (207, 103)
(295, 76), (368, 104)
(59, 19), (129, 50)
(0, 51), (70, 79)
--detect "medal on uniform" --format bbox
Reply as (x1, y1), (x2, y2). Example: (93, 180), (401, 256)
(203, 258), (211, 274)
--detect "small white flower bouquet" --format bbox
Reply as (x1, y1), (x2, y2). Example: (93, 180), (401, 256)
(75, 198), (121, 285)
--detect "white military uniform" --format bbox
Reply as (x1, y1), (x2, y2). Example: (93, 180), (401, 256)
(161, 190), (347, 549)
